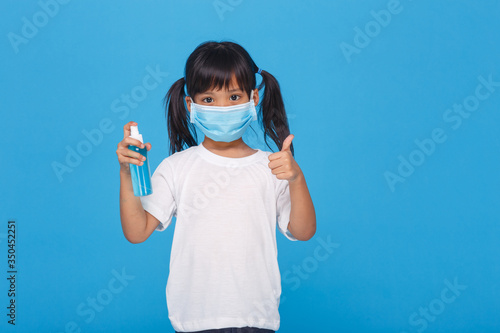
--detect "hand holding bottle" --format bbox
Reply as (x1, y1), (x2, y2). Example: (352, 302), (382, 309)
(116, 121), (152, 173)
(116, 121), (153, 196)
(117, 121), (157, 243)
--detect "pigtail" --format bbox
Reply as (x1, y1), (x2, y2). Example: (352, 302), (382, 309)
(164, 77), (198, 155)
(257, 70), (295, 157)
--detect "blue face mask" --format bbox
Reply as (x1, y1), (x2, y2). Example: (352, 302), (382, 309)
(189, 91), (257, 142)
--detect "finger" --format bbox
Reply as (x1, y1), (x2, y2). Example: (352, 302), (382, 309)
(275, 173), (289, 180)
(117, 146), (146, 161)
(281, 134), (294, 152)
(269, 159), (292, 173)
(269, 166), (285, 176)
(268, 159), (284, 170)
(120, 156), (145, 166)
(118, 137), (144, 149)
(268, 151), (286, 161)
(123, 121), (138, 139)
(144, 142), (152, 151)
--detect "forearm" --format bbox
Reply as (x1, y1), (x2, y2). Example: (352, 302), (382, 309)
(119, 169), (148, 243)
(288, 172), (316, 241)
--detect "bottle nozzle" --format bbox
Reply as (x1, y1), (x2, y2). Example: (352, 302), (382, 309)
(130, 125), (140, 137)
(129, 125), (143, 143)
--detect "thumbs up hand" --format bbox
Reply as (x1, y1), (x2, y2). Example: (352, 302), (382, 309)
(268, 134), (302, 183)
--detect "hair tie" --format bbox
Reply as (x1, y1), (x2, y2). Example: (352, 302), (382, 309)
(257, 68), (262, 75)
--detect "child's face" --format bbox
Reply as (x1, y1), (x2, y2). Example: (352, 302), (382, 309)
(186, 75), (258, 111)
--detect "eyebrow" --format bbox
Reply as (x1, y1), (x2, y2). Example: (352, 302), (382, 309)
(200, 89), (243, 95)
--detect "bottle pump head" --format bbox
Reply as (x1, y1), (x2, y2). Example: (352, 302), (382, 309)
(129, 125), (143, 143)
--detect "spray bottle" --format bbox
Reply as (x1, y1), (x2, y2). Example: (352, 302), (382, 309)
(128, 125), (153, 196)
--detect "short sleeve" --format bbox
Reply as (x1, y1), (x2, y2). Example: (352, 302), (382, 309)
(276, 179), (298, 241)
(139, 159), (177, 232)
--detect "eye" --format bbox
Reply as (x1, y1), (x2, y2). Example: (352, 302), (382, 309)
(202, 97), (213, 103)
(230, 95), (241, 101)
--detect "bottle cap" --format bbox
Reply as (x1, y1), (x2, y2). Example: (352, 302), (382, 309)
(129, 125), (143, 143)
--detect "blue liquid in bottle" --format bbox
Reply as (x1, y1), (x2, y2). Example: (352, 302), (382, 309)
(128, 126), (153, 196)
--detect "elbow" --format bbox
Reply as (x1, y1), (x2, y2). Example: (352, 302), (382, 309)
(296, 229), (316, 241)
(124, 233), (146, 244)
(288, 220), (316, 241)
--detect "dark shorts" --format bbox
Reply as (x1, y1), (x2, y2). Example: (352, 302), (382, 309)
(175, 327), (275, 333)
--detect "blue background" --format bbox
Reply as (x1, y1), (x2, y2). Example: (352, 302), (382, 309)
(2, 0), (499, 332)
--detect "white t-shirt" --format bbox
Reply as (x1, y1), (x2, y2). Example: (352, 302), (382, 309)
(140, 142), (298, 332)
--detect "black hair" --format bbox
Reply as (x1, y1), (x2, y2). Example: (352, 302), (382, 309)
(164, 40), (294, 157)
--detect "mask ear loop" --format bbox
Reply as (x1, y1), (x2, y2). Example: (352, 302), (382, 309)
(250, 90), (257, 121)
(188, 96), (195, 123)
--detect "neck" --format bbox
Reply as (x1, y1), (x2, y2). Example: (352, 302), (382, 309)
(202, 137), (245, 150)
(201, 137), (257, 158)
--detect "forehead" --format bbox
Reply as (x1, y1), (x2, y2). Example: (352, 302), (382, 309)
(206, 75), (242, 92)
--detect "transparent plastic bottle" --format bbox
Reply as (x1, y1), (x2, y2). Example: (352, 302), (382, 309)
(128, 125), (153, 196)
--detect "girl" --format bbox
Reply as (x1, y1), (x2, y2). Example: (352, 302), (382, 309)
(116, 41), (316, 333)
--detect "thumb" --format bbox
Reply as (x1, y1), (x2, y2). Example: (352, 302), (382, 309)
(281, 134), (294, 152)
